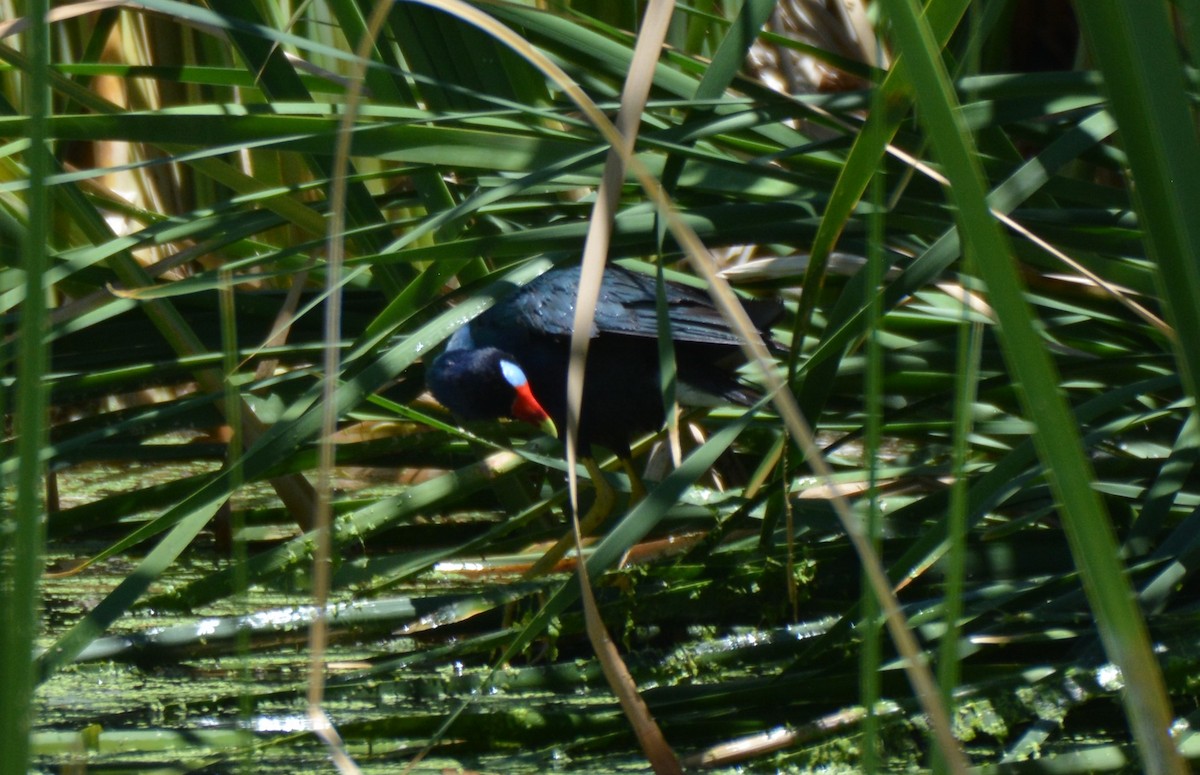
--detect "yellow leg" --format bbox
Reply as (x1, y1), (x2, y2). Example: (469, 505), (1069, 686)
(523, 457), (616, 578)
(578, 456), (618, 534)
(619, 456), (646, 503)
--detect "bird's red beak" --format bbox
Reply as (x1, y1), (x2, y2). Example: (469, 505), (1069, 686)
(510, 382), (558, 438)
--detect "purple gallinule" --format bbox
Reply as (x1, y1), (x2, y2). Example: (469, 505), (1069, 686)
(427, 264), (778, 457)
(427, 264), (779, 574)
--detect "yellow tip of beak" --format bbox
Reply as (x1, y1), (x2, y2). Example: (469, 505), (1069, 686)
(539, 416), (559, 439)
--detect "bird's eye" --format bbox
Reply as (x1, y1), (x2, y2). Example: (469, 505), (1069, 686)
(499, 359), (528, 389)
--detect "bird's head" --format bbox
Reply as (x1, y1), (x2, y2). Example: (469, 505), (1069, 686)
(427, 344), (558, 439)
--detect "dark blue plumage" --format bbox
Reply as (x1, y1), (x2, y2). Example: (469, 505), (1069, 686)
(426, 265), (779, 455)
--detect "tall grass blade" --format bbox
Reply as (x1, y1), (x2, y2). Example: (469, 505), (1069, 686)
(879, 0), (1185, 771)
(0, 2), (49, 772)
(793, 0), (969, 366)
(1073, 4), (1200, 434)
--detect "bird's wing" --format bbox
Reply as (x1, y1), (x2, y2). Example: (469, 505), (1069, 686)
(593, 267), (777, 347)
(500, 265), (777, 347)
